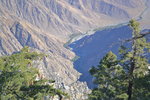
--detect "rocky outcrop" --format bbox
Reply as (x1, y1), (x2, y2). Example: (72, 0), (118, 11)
(33, 55), (91, 100)
(0, 18), (90, 99)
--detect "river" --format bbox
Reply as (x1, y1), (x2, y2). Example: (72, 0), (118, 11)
(68, 0), (150, 88)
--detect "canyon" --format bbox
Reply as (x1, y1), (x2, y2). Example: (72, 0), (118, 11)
(0, 0), (149, 99)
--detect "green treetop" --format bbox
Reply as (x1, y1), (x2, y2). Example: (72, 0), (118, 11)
(0, 46), (67, 100)
(120, 19), (150, 100)
(89, 52), (128, 100)
(89, 20), (150, 100)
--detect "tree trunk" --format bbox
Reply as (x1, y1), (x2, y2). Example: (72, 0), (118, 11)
(58, 94), (63, 100)
(127, 80), (133, 100)
(127, 30), (137, 100)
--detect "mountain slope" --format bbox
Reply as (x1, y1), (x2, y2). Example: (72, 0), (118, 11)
(0, 0), (146, 39)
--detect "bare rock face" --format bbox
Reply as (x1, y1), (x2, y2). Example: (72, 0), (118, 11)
(0, 0), (146, 39)
(0, 0), (147, 100)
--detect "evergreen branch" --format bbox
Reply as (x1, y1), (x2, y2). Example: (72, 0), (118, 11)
(124, 32), (150, 42)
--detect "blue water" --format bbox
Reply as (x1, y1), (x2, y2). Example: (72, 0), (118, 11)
(69, 25), (133, 88)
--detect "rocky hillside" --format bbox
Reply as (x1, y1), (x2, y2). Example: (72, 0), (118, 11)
(0, 0), (147, 100)
(0, 0), (146, 39)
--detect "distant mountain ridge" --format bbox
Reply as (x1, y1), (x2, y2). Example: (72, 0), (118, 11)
(0, 0), (145, 39)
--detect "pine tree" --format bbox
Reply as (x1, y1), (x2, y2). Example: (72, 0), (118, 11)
(0, 46), (67, 100)
(89, 20), (150, 100)
(89, 52), (128, 100)
(119, 19), (150, 100)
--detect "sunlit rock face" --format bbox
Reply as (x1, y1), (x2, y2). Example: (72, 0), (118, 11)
(0, 0), (147, 99)
(0, 0), (145, 39)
